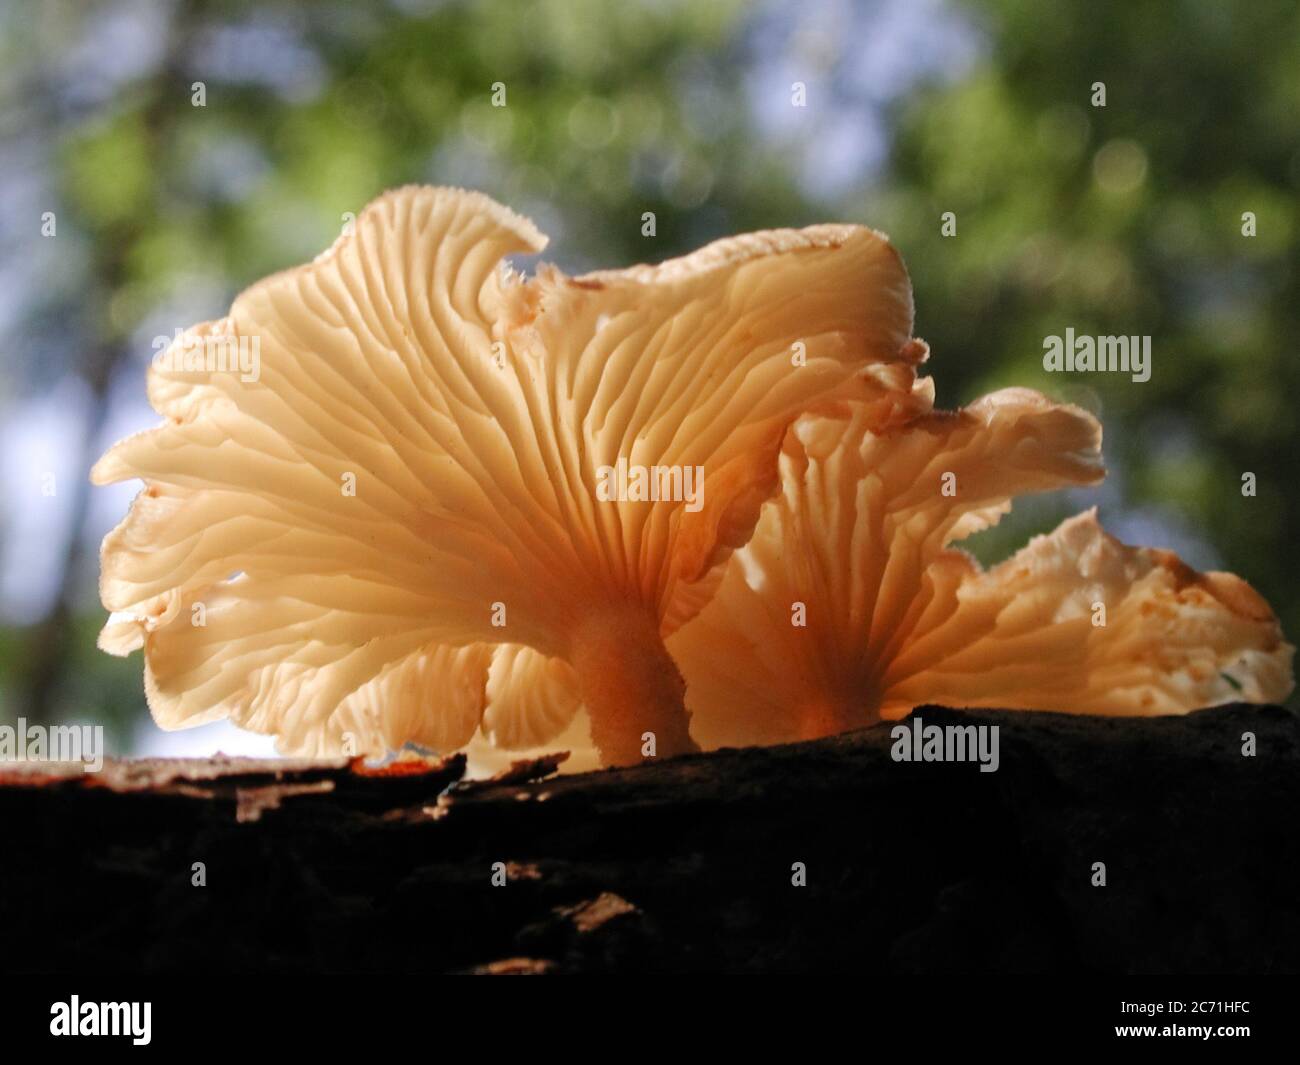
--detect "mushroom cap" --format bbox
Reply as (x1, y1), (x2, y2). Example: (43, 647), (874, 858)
(93, 186), (926, 754)
(883, 507), (1295, 715)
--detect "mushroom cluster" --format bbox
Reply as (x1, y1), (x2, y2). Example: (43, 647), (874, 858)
(95, 187), (1294, 768)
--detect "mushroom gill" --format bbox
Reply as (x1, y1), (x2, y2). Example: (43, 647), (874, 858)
(668, 389), (1295, 748)
(92, 186), (928, 765)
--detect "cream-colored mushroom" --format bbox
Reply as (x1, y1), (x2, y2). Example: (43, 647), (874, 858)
(93, 186), (928, 765)
(669, 388), (1294, 746)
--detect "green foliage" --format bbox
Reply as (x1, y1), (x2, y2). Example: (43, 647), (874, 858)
(878, 0), (1300, 650)
(2, 0), (1295, 742)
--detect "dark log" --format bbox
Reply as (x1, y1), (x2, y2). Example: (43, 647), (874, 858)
(1, 703), (1296, 974)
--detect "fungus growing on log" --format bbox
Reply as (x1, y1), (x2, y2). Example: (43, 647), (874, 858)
(92, 186), (928, 766)
(668, 389), (1295, 747)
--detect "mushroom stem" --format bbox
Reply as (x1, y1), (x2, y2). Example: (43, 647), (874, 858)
(796, 696), (875, 741)
(569, 605), (698, 766)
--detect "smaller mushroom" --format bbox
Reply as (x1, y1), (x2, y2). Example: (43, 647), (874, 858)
(464, 645), (600, 775)
(668, 388), (1294, 746)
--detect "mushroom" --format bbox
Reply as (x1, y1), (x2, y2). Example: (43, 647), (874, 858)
(464, 644), (598, 776)
(668, 388), (1294, 746)
(92, 186), (929, 765)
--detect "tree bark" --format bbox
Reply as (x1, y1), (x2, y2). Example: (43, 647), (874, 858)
(0, 703), (1296, 974)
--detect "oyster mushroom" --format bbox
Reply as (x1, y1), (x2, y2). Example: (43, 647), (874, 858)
(465, 646), (597, 776)
(668, 388), (1294, 746)
(93, 186), (928, 765)
(481, 645), (583, 753)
